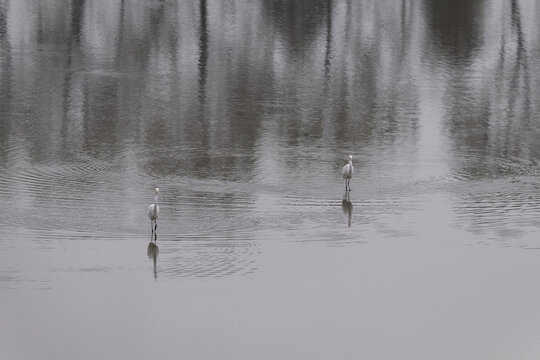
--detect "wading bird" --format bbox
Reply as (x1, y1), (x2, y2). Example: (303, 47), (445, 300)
(147, 188), (160, 238)
(342, 155), (354, 191)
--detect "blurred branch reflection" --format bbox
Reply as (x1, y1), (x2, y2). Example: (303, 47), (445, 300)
(0, 0), (539, 240)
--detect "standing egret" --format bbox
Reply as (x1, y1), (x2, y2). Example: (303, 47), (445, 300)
(342, 155), (354, 191)
(147, 188), (160, 238)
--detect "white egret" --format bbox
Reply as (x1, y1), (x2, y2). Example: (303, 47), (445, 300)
(147, 188), (160, 237)
(342, 155), (354, 191)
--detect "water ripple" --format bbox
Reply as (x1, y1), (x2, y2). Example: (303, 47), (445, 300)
(159, 237), (259, 278)
(452, 177), (540, 245)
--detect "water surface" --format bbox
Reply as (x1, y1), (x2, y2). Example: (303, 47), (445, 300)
(1, 0), (540, 359)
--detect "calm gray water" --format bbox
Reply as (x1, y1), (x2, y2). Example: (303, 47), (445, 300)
(1, 0), (540, 359)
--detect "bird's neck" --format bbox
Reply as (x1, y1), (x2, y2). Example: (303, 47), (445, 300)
(154, 195), (158, 207)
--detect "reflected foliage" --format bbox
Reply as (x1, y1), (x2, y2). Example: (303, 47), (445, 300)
(423, 0), (484, 62)
(262, 0), (328, 52)
(0, 0), (538, 182)
(437, 0), (539, 178)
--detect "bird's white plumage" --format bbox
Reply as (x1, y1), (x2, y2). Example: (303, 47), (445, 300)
(147, 203), (159, 221)
(342, 155), (353, 180)
(147, 188), (160, 221)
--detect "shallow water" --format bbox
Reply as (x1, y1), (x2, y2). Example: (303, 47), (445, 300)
(1, 0), (540, 359)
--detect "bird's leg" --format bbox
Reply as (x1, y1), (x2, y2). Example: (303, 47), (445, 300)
(154, 222), (157, 233)
(151, 221), (154, 235)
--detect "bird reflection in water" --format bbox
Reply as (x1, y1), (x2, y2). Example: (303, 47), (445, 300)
(342, 191), (353, 228)
(147, 236), (159, 280)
